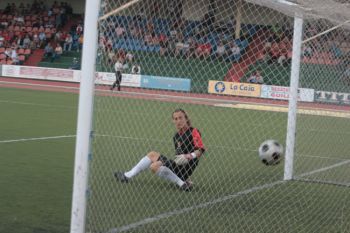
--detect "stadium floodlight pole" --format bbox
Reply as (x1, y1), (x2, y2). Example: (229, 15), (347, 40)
(70, 0), (101, 232)
(284, 13), (303, 181)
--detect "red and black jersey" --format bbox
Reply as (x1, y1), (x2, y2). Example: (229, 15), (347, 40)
(173, 127), (205, 156)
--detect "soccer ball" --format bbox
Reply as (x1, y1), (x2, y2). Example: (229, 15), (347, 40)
(258, 140), (284, 165)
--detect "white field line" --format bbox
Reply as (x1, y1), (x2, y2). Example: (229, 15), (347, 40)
(0, 100), (76, 109)
(0, 135), (76, 143)
(108, 158), (350, 233)
(0, 80), (79, 90)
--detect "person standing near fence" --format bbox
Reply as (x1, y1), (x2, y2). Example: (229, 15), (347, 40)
(110, 56), (127, 91)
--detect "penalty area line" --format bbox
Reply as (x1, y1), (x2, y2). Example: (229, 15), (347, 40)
(108, 159), (350, 233)
(0, 135), (76, 143)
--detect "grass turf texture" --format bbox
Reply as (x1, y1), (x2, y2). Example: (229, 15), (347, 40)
(0, 87), (349, 233)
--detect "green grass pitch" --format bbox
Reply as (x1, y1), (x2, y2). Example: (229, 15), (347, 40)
(0, 87), (349, 233)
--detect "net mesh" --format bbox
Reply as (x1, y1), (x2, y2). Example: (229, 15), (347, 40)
(85, 0), (350, 232)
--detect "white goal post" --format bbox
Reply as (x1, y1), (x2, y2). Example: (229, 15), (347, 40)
(70, 0), (101, 232)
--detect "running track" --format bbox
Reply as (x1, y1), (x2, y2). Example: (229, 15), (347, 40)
(1, 76), (350, 112)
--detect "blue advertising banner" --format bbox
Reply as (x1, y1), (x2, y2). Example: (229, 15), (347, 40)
(141, 75), (191, 91)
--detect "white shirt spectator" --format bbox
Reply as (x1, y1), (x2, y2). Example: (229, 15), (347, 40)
(230, 44), (240, 55)
(126, 52), (134, 62)
(11, 49), (19, 64)
(115, 26), (125, 37)
(115, 61), (124, 72)
(23, 36), (31, 48)
(216, 44), (226, 56)
(247, 71), (264, 84)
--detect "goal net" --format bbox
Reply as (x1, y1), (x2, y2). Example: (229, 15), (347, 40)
(74, 0), (350, 232)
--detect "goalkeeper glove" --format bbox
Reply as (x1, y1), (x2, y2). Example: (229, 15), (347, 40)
(174, 153), (196, 165)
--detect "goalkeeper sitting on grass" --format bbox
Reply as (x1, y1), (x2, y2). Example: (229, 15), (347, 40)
(115, 108), (205, 191)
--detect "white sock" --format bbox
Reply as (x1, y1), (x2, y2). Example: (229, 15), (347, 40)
(156, 166), (185, 187)
(124, 156), (152, 178)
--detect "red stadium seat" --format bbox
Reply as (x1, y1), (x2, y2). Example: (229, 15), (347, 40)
(0, 47), (5, 53)
(0, 59), (6, 64)
(17, 48), (25, 55)
(24, 49), (31, 55)
(0, 53), (6, 59)
(18, 55), (26, 62)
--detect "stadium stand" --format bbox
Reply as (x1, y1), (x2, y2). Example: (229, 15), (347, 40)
(0, 1), (78, 66)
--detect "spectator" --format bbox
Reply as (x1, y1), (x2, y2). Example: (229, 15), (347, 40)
(247, 70), (264, 84)
(196, 37), (211, 59)
(4, 48), (12, 59)
(215, 41), (227, 60)
(23, 35), (31, 49)
(175, 32), (186, 57)
(158, 33), (168, 56)
(51, 43), (63, 62)
(44, 43), (54, 58)
(11, 47), (19, 65)
(38, 31), (46, 47)
(303, 43), (313, 58)
(115, 23), (126, 38)
(185, 36), (197, 59)
(64, 34), (73, 51)
(143, 32), (153, 46)
(126, 51), (134, 63)
(76, 24), (83, 35)
(77, 34), (83, 52)
(107, 48), (116, 65)
(269, 42), (280, 64)
(69, 57), (80, 70)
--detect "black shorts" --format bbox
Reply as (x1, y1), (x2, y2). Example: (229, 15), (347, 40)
(115, 71), (122, 82)
(158, 155), (199, 181)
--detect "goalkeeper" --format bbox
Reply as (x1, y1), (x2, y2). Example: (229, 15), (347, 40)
(115, 108), (205, 191)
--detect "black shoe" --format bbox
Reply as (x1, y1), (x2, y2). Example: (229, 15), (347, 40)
(180, 182), (192, 192)
(114, 171), (129, 183)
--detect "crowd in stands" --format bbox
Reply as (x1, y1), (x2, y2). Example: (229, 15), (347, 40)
(259, 21), (350, 67)
(259, 23), (293, 67)
(99, 14), (256, 66)
(0, 0), (82, 65)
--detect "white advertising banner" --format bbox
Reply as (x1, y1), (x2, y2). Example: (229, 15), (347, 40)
(260, 85), (314, 102)
(315, 91), (350, 105)
(2, 65), (21, 77)
(95, 72), (141, 87)
(2, 65), (79, 82)
(1, 65), (141, 87)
